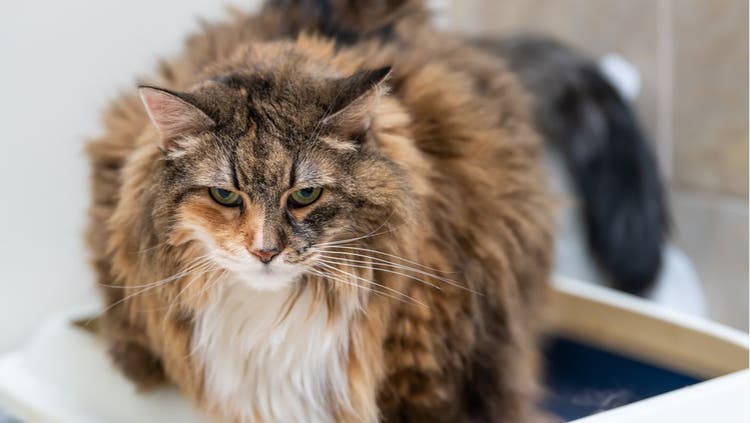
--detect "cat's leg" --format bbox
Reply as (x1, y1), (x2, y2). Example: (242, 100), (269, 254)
(461, 338), (555, 423)
(379, 293), (553, 423)
(109, 336), (167, 390)
(378, 295), (472, 423)
(101, 299), (168, 390)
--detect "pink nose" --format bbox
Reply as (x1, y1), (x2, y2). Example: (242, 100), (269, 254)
(250, 248), (280, 264)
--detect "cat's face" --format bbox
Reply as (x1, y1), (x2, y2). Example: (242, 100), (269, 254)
(141, 65), (408, 291)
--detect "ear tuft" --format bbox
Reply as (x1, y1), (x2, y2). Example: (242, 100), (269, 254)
(322, 66), (392, 140)
(138, 86), (215, 150)
(329, 66), (392, 115)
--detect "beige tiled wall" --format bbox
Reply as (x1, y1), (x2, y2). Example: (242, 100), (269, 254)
(671, 190), (748, 330)
(672, 0), (749, 197)
(434, 0), (749, 330)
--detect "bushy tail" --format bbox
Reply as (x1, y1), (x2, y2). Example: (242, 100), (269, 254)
(475, 35), (669, 295)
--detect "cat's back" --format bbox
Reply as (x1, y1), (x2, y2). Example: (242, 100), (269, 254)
(348, 23), (550, 249)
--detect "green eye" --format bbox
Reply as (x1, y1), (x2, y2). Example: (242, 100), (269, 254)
(209, 187), (242, 207)
(288, 187), (322, 208)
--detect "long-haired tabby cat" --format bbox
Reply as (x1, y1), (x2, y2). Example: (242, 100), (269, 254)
(86, 1), (554, 421)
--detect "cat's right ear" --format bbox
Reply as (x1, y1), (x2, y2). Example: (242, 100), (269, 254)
(138, 86), (215, 150)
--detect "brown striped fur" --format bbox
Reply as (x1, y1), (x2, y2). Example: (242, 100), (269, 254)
(86, 2), (554, 422)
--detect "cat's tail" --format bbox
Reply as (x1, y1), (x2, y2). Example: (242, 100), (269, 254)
(474, 35), (669, 295)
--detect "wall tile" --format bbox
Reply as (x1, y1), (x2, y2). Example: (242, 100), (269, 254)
(671, 0), (749, 197)
(671, 190), (748, 331)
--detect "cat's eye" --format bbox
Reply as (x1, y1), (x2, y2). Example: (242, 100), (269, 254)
(209, 187), (243, 207)
(288, 187), (322, 208)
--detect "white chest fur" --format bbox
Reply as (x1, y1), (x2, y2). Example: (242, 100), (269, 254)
(192, 280), (353, 423)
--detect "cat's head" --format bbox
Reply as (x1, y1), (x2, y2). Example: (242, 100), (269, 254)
(138, 45), (416, 291)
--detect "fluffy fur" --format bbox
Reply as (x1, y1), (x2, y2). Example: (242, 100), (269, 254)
(86, 1), (554, 422)
(193, 277), (354, 422)
(474, 35), (669, 295)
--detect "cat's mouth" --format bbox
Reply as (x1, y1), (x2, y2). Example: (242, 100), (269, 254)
(220, 255), (306, 291)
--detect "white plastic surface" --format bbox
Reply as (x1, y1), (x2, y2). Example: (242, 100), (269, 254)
(0, 310), (213, 423)
(577, 369), (749, 423)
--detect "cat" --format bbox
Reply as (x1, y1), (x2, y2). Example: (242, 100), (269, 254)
(472, 35), (670, 296)
(86, 1), (553, 422)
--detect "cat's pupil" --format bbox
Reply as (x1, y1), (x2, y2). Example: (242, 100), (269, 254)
(299, 188), (313, 197)
(217, 189), (231, 198)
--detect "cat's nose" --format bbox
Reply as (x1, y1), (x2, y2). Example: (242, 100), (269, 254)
(250, 248), (280, 264)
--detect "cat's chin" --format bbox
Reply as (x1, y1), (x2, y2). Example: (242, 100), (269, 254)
(226, 263), (303, 292)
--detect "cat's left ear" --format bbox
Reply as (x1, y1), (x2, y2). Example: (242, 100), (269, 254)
(322, 66), (392, 137)
(138, 86), (215, 150)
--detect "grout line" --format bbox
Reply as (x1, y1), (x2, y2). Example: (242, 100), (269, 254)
(657, 0), (674, 181)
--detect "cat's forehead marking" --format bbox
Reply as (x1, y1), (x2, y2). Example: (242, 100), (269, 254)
(234, 134), (292, 197)
(205, 71), (338, 197)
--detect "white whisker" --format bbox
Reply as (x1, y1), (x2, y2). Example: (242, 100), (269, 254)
(314, 250), (452, 278)
(92, 256), (215, 320)
(167, 264), (220, 311)
(311, 249), (482, 295)
(307, 267), (426, 308)
(314, 211), (397, 247)
(314, 245), (456, 274)
(313, 256), (449, 292)
(97, 254), (213, 289)
(313, 262), (427, 307)
(316, 253), (476, 293)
